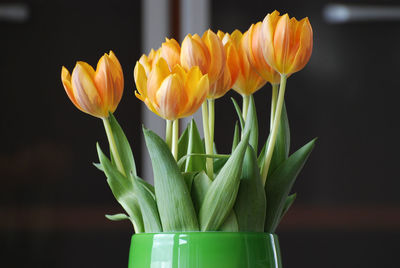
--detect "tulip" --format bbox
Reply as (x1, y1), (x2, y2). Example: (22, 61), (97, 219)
(229, 29), (267, 96)
(61, 51), (124, 118)
(243, 22), (280, 85)
(134, 57), (209, 121)
(180, 30), (226, 97)
(261, 10), (313, 75)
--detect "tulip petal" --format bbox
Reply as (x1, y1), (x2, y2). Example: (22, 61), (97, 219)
(202, 30), (225, 84)
(161, 38), (181, 69)
(155, 74), (186, 120)
(134, 62), (148, 99)
(181, 34), (210, 75)
(94, 54), (114, 111)
(289, 17), (313, 74)
(61, 66), (86, 112)
(71, 62), (105, 118)
(147, 58), (171, 102)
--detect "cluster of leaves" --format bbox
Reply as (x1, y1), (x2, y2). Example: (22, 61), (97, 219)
(95, 96), (315, 233)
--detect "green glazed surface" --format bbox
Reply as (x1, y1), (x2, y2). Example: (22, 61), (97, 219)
(128, 232), (282, 268)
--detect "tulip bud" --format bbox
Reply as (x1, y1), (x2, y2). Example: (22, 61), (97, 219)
(61, 51), (124, 118)
(261, 10), (313, 75)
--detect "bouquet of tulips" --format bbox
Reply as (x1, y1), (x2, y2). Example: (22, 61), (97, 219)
(61, 11), (315, 233)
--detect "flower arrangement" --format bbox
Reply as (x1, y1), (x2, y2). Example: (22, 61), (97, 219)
(61, 10), (315, 234)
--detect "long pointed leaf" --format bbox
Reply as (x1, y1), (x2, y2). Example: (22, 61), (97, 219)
(231, 97), (244, 130)
(105, 213), (130, 221)
(280, 193), (297, 221)
(97, 143), (144, 233)
(234, 145), (266, 232)
(231, 121), (240, 152)
(132, 175), (162, 233)
(265, 138), (316, 232)
(108, 113), (137, 177)
(243, 95), (259, 153)
(185, 120), (206, 172)
(178, 124), (189, 169)
(219, 210), (239, 231)
(143, 128), (199, 231)
(191, 171), (212, 213)
(199, 131), (250, 231)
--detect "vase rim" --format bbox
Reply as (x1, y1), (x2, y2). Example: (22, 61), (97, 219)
(132, 231), (277, 236)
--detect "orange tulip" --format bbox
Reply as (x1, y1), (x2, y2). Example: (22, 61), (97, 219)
(61, 51), (124, 118)
(261, 10), (313, 75)
(180, 29), (226, 97)
(243, 22), (280, 84)
(225, 29), (267, 96)
(134, 57), (209, 121)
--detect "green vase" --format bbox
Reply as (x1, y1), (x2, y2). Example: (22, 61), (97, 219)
(128, 232), (282, 268)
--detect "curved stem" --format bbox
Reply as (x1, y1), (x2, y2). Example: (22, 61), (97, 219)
(172, 119), (179, 160)
(202, 101), (214, 179)
(270, 84), (279, 131)
(102, 117), (126, 176)
(166, 120), (173, 149)
(242, 94), (250, 121)
(261, 75), (287, 185)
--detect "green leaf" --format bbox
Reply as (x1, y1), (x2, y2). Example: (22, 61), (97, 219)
(213, 158), (229, 176)
(199, 130), (250, 231)
(264, 138), (316, 233)
(243, 95), (259, 153)
(191, 171), (212, 213)
(178, 153), (230, 170)
(280, 193), (297, 221)
(143, 127), (199, 231)
(231, 121), (240, 152)
(234, 145), (266, 232)
(259, 102), (290, 177)
(108, 113), (137, 177)
(185, 120), (206, 172)
(93, 162), (103, 172)
(182, 172), (197, 192)
(105, 213), (130, 221)
(231, 97), (244, 130)
(97, 143), (144, 233)
(219, 210), (239, 231)
(136, 177), (155, 198)
(132, 175), (162, 233)
(178, 124), (189, 169)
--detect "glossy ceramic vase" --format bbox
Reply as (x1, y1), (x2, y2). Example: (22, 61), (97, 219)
(128, 232), (282, 268)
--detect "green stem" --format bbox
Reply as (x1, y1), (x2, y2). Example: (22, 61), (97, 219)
(208, 99), (215, 149)
(102, 117), (126, 176)
(172, 119), (179, 160)
(270, 84), (279, 131)
(166, 120), (173, 149)
(261, 75), (287, 185)
(202, 101), (214, 180)
(242, 94), (250, 121)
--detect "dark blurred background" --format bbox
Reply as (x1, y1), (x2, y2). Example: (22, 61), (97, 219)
(1, 0), (400, 267)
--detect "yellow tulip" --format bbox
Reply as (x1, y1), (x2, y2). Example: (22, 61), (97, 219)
(225, 29), (267, 96)
(243, 22), (280, 85)
(261, 10), (313, 75)
(61, 51), (124, 118)
(134, 57), (209, 121)
(180, 29), (226, 97)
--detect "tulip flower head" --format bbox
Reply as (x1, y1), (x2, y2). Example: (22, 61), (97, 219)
(180, 30), (226, 98)
(135, 57), (209, 121)
(243, 22), (280, 85)
(61, 51), (124, 118)
(261, 10), (313, 75)
(225, 29), (267, 96)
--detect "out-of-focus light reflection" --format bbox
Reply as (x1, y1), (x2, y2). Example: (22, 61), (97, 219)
(0, 3), (29, 23)
(324, 4), (400, 24)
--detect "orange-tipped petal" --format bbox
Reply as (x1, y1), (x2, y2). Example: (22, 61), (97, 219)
(181, 34), (210, 75)
(134, 61), (148, 99)
(155, 74), (186, 120)
(161, 38), (181, 69)
(61, 66), (85, 112)
(202, 29), (225, 85)
(71, 62), (105, 118)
